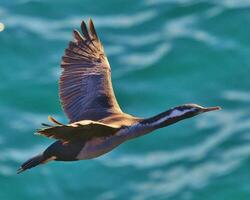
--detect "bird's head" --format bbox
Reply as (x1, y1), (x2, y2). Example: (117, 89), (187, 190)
(172, 104), (221, 119)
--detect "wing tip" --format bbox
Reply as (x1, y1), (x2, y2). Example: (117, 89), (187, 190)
(80, 20), (91, 41)
(88, 18), (99, 41)
(80, 18), (99, 42)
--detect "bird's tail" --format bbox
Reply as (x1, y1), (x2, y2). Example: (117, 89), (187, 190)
(17, 154), (48, 174)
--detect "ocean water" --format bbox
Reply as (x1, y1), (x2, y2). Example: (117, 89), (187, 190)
(1, 0), (250, 199)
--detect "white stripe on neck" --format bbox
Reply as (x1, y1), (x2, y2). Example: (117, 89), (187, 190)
(150, 108), (195, 126)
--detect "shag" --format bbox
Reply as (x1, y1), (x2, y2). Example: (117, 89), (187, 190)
(18, 19), (221, 173)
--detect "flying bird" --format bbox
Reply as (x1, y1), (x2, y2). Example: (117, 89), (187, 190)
(18, 19), (221, 173)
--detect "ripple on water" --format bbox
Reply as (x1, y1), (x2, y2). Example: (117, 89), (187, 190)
(223, 90), (250, 102)
(2, 9), (157, 41)
(215, 0), (250, 8)
(163, 14), (236, 49)
(108, 32), (162, 47)
(145, 0), (250, 8)
(0, 105), (62, 132)
(131, 159), (240, 200)
(0, 164), (14, 176)
(119, 43), (171, 68)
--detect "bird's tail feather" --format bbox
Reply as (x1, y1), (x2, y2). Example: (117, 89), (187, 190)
(17, 154), (46, 174)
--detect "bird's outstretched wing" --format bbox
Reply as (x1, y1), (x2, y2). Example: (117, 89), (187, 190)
(60, 19), (122, 122)
(37, 120), (121, 143)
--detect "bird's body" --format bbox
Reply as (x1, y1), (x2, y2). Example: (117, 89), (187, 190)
(18, 19), (221, 173)
(67, 114), (142, 160)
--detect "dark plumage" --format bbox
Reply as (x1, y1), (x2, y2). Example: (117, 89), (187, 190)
(18, 19), (221, 174)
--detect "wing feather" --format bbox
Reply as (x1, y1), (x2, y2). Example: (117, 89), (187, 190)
(89, 19), (99, 41)
(60, 19), (122, 122)
(37, 120), (121, 143)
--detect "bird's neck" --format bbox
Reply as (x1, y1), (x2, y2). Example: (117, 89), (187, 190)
(140, 107), (194, 130)
(122, 107), (195, 140)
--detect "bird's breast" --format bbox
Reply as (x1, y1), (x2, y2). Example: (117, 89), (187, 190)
(76, 128), (129, 160)
(76, 124), (151, 160)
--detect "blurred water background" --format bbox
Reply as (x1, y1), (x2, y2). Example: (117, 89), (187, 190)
(1, 0), (250, 199)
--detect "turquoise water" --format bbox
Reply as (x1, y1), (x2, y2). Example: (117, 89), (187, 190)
(1, 0), (250, 199)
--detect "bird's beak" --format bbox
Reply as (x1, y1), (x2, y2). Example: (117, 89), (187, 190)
(202, 106), (221, 113)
